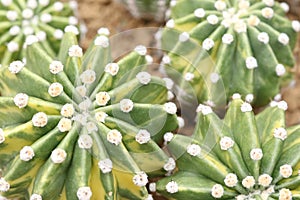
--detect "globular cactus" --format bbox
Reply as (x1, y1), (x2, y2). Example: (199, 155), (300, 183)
(154, 96), (300, 199)
(116, 0), (170, 22)
(0, 28), (178, 199)
(0, 0), (79, 67)
(162, 0), (300, 107)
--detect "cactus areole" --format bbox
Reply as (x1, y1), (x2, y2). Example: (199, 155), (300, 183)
(156, 97), (300, 200)
(162, 0), (299, 107)
(0, 29), (178, 199)
(0, 0), (79, 67)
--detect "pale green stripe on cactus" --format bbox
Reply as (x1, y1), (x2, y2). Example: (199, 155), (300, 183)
(156, 98), (300, 199)
(0, 29), (178, 199)
(162, 0), (299, 106)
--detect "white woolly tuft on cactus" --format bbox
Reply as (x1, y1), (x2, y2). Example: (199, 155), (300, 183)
(276, 64), (286, 76)
(184, 72), (194, 81)
(64, 25), (79, 35)
(224, 173), (238, 187)
(97, 27), (110, 36)
(257, 32), (270, 44)
(48, 82), (63, 97)
(49, 60), (64, 74)
(279, 188), (292, 200)
(242, 176), (255, 189)
(32, 112), (48, 127)
(96, 92), (110, 106)
(77, 186), (92, 200)
(136, 72), (151, 85)
(202, 38), (214, 51)
(14, 93), (29, 108)
(292, 20), (300, 32)
(207, 15), (219, 25)
(30, 194), (42, 200)
(187, 144), (201, 156)
(120, 99), (134, 113)
(273, 127), (287, 141)
(8, 60), (25, 74)
(20, 146), (35, 161)
(258, 174), (273, 187)
(68, 45), (83, 57)
(50, 148), (67, 164)
(222, 33), (234, 44)
(261, 7), (274, 19)
(164, 132), (174, 143)
(278, 33), (289, 45)
(245, 57), (258, 69)
(61, 104), (75, 118)
(0, 128), (5, 144)
(134, 45), (147, 56)
(80, 70), (96, 84)
(149, 182), (156, 192)
(194, 8), (205, 18)
(133, 172), (148, 187)
(78, 134), (93, 149)
(279, 164), (293, 178)
(166, 181), (178, 193)
(94, 35), (109, 48)
(0, 178), (10, 192)
(219, 136), (235, 150)
(76, 85), (87, 97)
(163, 157), (176, 171)
(135, 129), (151, 144)
(98, 158), (113, 173)
(57, 118), (72, 132)
(277, 101), (288, 110)
(250, 148), (263, 161)
(86, 122), (98, 133)
(105, 63), (119, 76)
(95, 111), (108, 123)
(164, 102), (177, 114)
(240, 102), (252, 112)
(211, 184), (224, 198)
(179, 32), (190, 42)
(107, 129), (122, 145)
(7, 41), (19, 52)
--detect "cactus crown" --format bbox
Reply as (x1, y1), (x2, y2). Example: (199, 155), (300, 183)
(162, 0), (300, 106)
(0, 29), (178, 199)
(0, 0), (79, 67)
(156, 97), (300, 199)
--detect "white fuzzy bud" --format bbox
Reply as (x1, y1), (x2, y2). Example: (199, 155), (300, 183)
(133, 172), (148, 187)
(78, 134), (93, 149)
(80, 70), (96, 84)
(104, 63), (119, 76)
(202, 38), (214, 51)
(68, 16), (78, 25)
(68, 45), (83, 57)
(177, 117), (185, 128)
(14, 93), (29, 108)
(57, 118), (72, 132)
(39, 0), (49, 6)
(194, 8), (205, 18)
(245, 57), (258, 69)
(278, 33), (289, 45)
(49, 60), (64, 74)
(224, 173), (238, 187)
(60, 104), (75, 118)
(9, 60), (25, 74)
(135, 45), (147, 56)
(98, 158), (113, 173)
(107, 129), (122, 145)
(187, 144), (201, 156)
(77, 187), (92, 200)
(179, 32), (190, 42)
(120, 99), (134, 113)
(280, 164), (293, 178)
(48, 82), (63, 97)
(32, 112), (48, 127)
(135, 129), (151, 144)
(250, 148), (263, 160)
(242, 176), (255, 189)
(258, 174), (273, 187)
(241, 102), (252, 112)
(258, 32), (269, 44)
(136, 72), (151, 84)
(36, 31), (46, 41)
(166, 181), (178, 193)
(51, 148), (67, 163)
(273, 127), (287, 141)
(86, 122), (98, 133)
(94, 35), (109, 48)
(211, 184), (224, 198)
(163, 78), (174, 89)
(20, 146), (35, 161)
(0, 178), (10, 192)
(79, 98), (92, 111)
(262, 7), (274, 19)
(220, 136), (235, 150)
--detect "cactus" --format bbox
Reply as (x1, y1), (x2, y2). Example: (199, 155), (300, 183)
(162, 0), (300, 106)
(116, 0), (170, 22)
(0, 28), (178, 200)
(154, 96), (300, 199)
(0, 0), (79, 67)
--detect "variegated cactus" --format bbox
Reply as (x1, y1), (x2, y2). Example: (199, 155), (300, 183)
(162, 0), (300, 106)
(0, 0), (79, 67)
(0, 28), (178, 199)
(116, 0), (170, 22)
(154, 96), (300, 199)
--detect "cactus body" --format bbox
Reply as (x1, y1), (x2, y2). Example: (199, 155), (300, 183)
(162, 0), (300, 106)
(116, 0), (170, 22)
(156, 97), (300, 199)
(0, 0), (79, 67)
(0, 29), (178, 199)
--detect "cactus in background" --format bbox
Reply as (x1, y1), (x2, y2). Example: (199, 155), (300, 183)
(0, 0), (79, 67)
(0, 28), (178, 199)
(162, 0), (300, 107)
(116, 0), (170, 22)
(154, 96), (300, 199)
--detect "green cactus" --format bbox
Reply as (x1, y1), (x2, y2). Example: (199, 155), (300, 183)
(116, 0), (170, 22)
(154, 96), (300, 199)
(161, 0), (300, 107)
(0, 29), (178, 200)
(0, 0), (80, 67)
